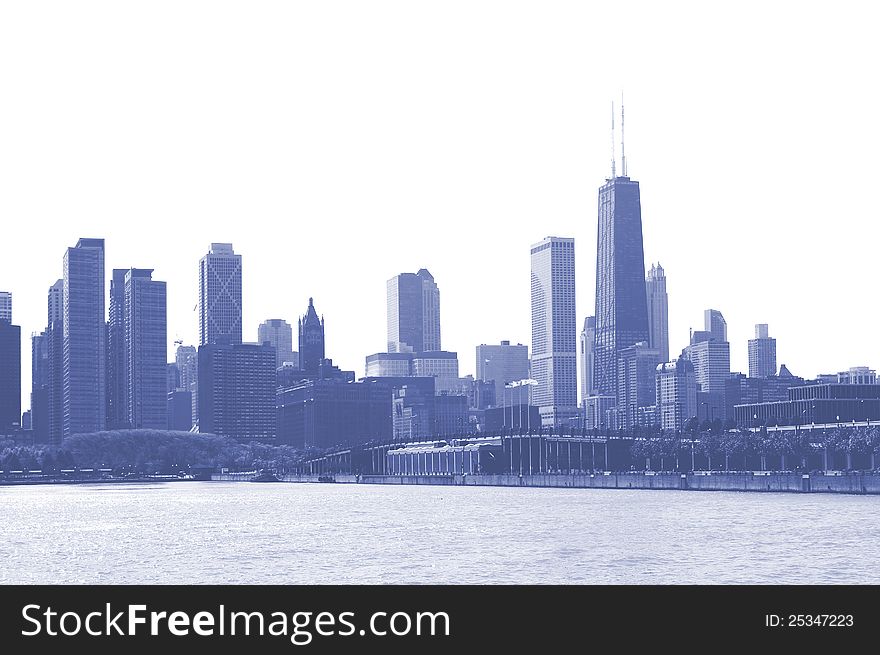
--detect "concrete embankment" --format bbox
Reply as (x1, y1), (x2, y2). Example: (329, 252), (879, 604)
(211, 472), (880, 494)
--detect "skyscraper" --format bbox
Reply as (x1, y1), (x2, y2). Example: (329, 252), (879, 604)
(748, 323), (777, 379)
(656, 359), (697, 431)
(107, 269), (129, 429)
(592, 169), (649, 403)
(530, 236), (577, 427)
(31, 331), (50, 441)
(48, 279), (63, 325)
(0, 291), (11, 323)
(617, 341), (661, 430)
(63, 238), (106, 437)
(579, 316), (596, 408)
(298, 298), (325, 375)
(198, 342), (276, 442)
(0, 299), (20, 432)
(645, 263), (669, 363)
(258, 319), (297, 368)
(124, 269), (167, 429)
(683, 330), (731, 422)
(47, 280), (64, 444)
(476, 341), (530, 408)
(386, 269), (441, 353)
(704, 309), (727, 343)
(199, 243), (242, 347)
(175, 344), (198, 429)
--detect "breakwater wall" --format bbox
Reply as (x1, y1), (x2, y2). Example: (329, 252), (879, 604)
(211, 472), (880, 494)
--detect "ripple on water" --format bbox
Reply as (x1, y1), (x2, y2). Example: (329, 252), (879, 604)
(1, 483), (879, 584)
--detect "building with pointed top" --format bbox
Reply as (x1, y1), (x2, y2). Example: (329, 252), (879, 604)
(299, 298), (325, 375)
(646, 264), (669, 363)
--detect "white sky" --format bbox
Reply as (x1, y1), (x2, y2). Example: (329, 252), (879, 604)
(2, 2), (879, 412)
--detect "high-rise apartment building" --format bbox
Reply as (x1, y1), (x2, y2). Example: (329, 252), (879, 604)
(47, 280), (64, 444)
(530, 236), (577, 427)
(124, 269), (167, 429)
(62, 238), (106, 437)
(199, 243), (242, 347)
(107, 269), (129, 429)
(198, 342), (276, 442)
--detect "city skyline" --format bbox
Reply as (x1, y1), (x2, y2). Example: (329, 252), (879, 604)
(2, 5), (879, 413)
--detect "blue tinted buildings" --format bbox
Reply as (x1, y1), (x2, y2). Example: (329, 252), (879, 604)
(530, 236), (577, 427)
(63, 238), (106, 437)
(124, 269), (167, 429)
(386, 269), (441, 354)
(592, 175), (649, 403)
(198, 342), (276, 442)
(0, 303), (20, 432)
(199, 243), (242, 347)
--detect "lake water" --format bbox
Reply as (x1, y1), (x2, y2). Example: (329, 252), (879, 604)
(1, 482), (877, 584)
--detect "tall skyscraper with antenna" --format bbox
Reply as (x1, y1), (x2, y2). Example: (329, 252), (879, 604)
(591, 100), (649, 403)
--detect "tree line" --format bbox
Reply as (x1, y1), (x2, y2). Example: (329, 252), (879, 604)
(0, 430), (317, 475)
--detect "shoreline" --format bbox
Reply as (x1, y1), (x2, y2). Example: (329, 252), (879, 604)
(4, 472), (880, 495)
(212, 471), (880, 495)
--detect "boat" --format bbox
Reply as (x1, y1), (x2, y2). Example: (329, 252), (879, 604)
(251, 470), (281, 483)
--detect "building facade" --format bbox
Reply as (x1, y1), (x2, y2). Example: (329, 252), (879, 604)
(476, 340), (530, 409)
(592, 174), (650, 407)
(107, 269), (128, 429)
(617, 341), (661, 430)
(63, 238), (106, 437)
(645, 263), (669, 363)
(704, 309), (727, 343)
(47, 281), (64, 444)
(735, 383), (880, 427)
(198, 342), (276, 442)
(748, 323), (777, 378)
(0, 319), (20, 432)
(579, 317), (595, 408)
(258, 319), (297, 368)
(656, 359), (697, 431)
(124, 269), (167, 430)
(0, 291), (11, 323)
(530, 236), (577, 427)
(277, 379), (392, 449)
(386, 269), (441, 354)
(199, 243), (242, 347)
(30, 331), (50, 442)
(175, 345), (198, 429)
(298, 298), (325, 375)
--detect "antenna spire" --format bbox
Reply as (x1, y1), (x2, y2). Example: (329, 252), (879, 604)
(610, 101), (616, 179)
(621, 92), (627, 177)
